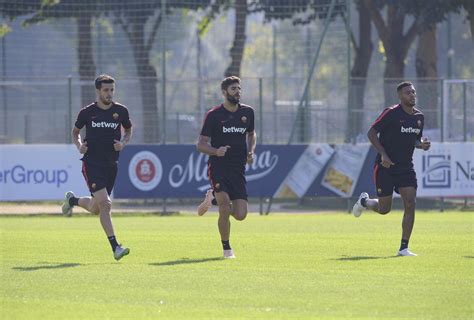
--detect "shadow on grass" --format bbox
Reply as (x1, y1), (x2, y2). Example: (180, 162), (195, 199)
(149, 257), (223, 266)
(13, 263), (82, 271)
(333, 255), (398, 261)
(463, 256), (474, 259)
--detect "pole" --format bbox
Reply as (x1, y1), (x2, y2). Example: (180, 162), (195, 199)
(2, 37), (7, 138)
(161, 0), (167, 145)
(288, 0), (337, 144)
(272, 24), (277, 143)
(259, 77), (264, 215)
(68, 76), (72, 143)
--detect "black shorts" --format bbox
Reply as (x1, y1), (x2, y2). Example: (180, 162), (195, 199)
(373, 163), (417, 197)
(208, 163), (247, 201)
(81, 161), (117, 195)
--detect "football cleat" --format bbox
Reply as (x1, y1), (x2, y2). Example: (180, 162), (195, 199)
(223, 249), (236, 259)
(114, 245), (130, 261)
(352, 192), (369, 218)
(397, 248), (417, 256)
(61, 191), (75, 216)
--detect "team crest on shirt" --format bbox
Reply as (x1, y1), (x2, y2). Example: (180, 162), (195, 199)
(113, 113), (119, 120)
(377, 188), (382, 194)
(91, 183), (96, 190)
(417, 120), (421, 127)
(215, 183), (221, 190)
(241, 116), (247, 123)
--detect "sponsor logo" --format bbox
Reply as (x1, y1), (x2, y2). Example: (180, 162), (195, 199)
(401, 126), (421, 134)
(92, 121), (119, 129)
(422, 154), (451, 188)
(223, 126), (246, 134)
(128, 151), (163, 191)
(0, 165), (68, 188)
(168, 150), (279, 192)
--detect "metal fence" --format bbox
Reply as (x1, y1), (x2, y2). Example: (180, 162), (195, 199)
(0, 77), (472, 145)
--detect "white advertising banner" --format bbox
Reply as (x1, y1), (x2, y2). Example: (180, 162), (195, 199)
(414, 142), (474, 197)
(321, 144), (371, 198)
(274, 143), (334, 198)
(0, 145), (89, 201)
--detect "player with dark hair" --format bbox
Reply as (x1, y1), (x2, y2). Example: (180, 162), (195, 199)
(351, 81), (431, 256)
(196, 76), (257, 259)
(61, 74), (133, 261)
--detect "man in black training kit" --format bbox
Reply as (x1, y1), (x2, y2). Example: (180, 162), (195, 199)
(61, 74), (133, 261)
(352, 81), (431, 256)
(196, 76), (257, 259)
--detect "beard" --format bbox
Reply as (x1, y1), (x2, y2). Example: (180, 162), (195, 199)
(226, 93), (240, 105)
(101, 96), (112, 105)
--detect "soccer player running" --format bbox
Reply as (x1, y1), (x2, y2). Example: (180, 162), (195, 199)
(61, 74), (133, 261)
(351, 81), (431, 256)
(196, 76), (256, 259)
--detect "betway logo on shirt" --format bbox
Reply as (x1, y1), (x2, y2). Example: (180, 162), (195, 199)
(401, 126), (421, 134)
(223, 126), (246, 134)
(92, 121), (119, 129)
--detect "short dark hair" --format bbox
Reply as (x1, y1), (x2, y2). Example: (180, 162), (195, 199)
(397, 81), (413, 92)
(221, 76), (241, 91)
(95, 74), (115, 89)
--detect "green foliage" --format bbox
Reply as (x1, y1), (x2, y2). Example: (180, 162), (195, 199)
(1, 212), (472, 319)
(0, 23), (11, 37)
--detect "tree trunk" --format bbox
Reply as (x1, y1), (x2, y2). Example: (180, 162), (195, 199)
(77, 15), (96, 107)
(224, 0), (247, 77)
(416, 25), (438, 129)
(346, 0), (373, 142)
(365, 0), (418, 106)
(128, 19), (159, 143)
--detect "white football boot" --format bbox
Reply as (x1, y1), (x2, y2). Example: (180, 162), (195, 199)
(397, 248), (417, 256)
(61, 191), (75, 216)
(352, 192), (369, 218)
(114, 245), (130, 261)
(223, 249), (236, 259)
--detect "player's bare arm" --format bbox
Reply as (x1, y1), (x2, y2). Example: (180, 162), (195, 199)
(196, 135), (230, 157)
(367, 127), (394, 168)
(246, 131), (256, 165)
(72, 126), (87, 154)
(415, 137), (431, 151)
(114, 127), (133, 151)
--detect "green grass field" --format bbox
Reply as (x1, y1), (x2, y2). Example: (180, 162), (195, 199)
(1, 211), (473, 319)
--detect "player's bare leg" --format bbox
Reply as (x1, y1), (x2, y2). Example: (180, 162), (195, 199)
(215, 191), (235, 258)
(397, 187), (417, 256)
(92, 188), (129, 260)
(231, 199), (248, 221)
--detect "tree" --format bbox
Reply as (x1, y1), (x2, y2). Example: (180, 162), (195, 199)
(364, 0), (465, 108)
(112, 0), (213, 143)
(224, 0), (247, 77)
(22, 0), (100, 107)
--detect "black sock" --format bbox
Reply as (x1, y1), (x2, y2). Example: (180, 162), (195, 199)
(108, 235), (119, 252)
(211, 198), (217, 206)
(400, 239), (409, 251)
(360, 197), (367, 207)
(68, 197), (79, 207)
(221, 240), (231, 250)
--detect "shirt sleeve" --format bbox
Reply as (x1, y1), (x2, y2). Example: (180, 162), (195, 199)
(247, 109), (255, 133)
(200, 110), (213, 137)
(371, 108), (394, 133)
(74, 109), (87, 129)
(121, 108), (132, 129)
